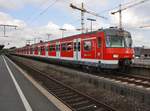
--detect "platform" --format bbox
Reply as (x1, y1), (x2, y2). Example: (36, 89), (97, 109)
(133, 58), (150, 68)
(0, 55), (68, 111)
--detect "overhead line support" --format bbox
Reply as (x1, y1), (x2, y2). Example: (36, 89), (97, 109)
(111, 0), (150, 29)
(0, 24), (17, 37)
(70, 2), (107, 34)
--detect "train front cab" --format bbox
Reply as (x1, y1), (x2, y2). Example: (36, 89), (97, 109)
(98, 28), (134, 69)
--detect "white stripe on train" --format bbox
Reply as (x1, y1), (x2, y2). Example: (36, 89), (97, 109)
(18, 54), (118, 65)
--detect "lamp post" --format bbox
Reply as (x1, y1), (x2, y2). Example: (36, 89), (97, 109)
(59, 28), (66, 39)
(47, 33), (51, 41)
(87, 18), (96, 32)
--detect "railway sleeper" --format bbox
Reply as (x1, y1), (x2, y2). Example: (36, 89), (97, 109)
(65, 97), (85, 104)
(78, 107), (104, 111)
(56, 92), (75, 97)
(47, 86), (64, 90)
(61, 94), (79, 100)
(52, 90), (71, 95)
(72, 101), (94, 108)
(75, 104), (97, 111)
(50, 88), (68, 92)
(43, 81), (58, 86)
(70, 100), (90, 107)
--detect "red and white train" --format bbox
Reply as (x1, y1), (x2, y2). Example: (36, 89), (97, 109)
(13, 27), (134, 69)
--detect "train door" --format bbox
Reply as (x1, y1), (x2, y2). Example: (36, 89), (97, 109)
(42, 46), (46, 56)
(73, 38), (81, 60)
(56, 42), (60, 58)
(46, 44), (49, 57)
(38, 46), (40, 55)
(96, 35), (103, 60)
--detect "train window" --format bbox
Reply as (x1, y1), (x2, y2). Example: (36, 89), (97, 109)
(97, 37), (101, 48)
(125, 36), (132, 48)
(46, 46), (48, 51)
(40, 47), (42, 54)
(35, 47), (38, 51)
(56, 45), (60, 51)
(61, 43), (67, 51)
(74, 43), (76, 51)
(67, 42), (73, 51)
(106, 35), (125, 48)
(78, 42), (80, 51)
(49, 45), (56, 52)
(84, 40), (92, 51)
(74, 42), (80, 51)
(30, 48), (33, 54)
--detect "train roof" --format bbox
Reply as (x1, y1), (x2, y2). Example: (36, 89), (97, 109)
(19, 27), (130, 49)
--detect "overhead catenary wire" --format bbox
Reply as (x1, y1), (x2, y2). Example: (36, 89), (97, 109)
(82, 0), (145, 27)
(26, 0), (53, 20)
(29, 0), (59, 24)
(118, 0), (150, 12)
(111, 0), (150, 29)
(19, 0), (149, 38)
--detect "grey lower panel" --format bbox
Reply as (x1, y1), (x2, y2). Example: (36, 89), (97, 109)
(100, 63), (119, 69)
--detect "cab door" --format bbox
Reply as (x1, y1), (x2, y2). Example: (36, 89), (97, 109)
(96, 36), (102, 59)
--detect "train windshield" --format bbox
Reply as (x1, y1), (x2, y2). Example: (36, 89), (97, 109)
(105, 35), (132, 48)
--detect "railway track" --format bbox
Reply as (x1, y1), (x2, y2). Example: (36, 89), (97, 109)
(10, 56), (116, 111)
(11, 55), (150, 89)
(111, 74), (150, 88)
(80, 67), (150, 89)
(95, 70), (150, 89)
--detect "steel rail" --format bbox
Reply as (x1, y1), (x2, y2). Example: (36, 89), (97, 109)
(9, 56), (116, 111)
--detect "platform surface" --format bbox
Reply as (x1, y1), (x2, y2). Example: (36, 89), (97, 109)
(134, 58), (150, 65)
(0, 55), (60, 111)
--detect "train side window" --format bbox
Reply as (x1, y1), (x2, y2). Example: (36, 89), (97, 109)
(61, 43), (66, 51)
(30, 48), (33, 54)
(78, 42), (80, 51)
(84, 40), (92, 51)
(97, 37), (101, 48)
(40, 47), (42, 54)
(67, 42), (73, 51)
(53, 45), (56, 51)
(74, 42), (80, 51)
(56, 45), (60, 51)
(35, 47), (38, 51)
(49, 46), (51, 51)
(49, 45), (55, 52)
(74, 43), (76, 51)
(46, 46), (49, 51)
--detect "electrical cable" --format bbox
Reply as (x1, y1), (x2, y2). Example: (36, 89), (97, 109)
(29, 0), (59, 24)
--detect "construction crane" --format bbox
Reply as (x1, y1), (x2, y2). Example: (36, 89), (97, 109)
(0, 24), (17, 37)
(70, 3), (107, 33)
(111, 0), (150, 29)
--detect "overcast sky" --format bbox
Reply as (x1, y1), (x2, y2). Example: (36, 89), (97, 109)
(0, 0), (150, 48)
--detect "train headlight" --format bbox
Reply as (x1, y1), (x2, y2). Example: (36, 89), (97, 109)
(113, 54), (119, 58)
(132, 54), (135, 58)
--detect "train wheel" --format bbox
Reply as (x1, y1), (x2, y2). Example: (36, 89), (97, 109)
(82, 65), (88, 72)
(119, 66), (130, 73)
(82, 66), (96, 73)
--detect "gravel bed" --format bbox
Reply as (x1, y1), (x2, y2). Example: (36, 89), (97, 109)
(129, 67), (150, 78)
(10, 55), (150, 111)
